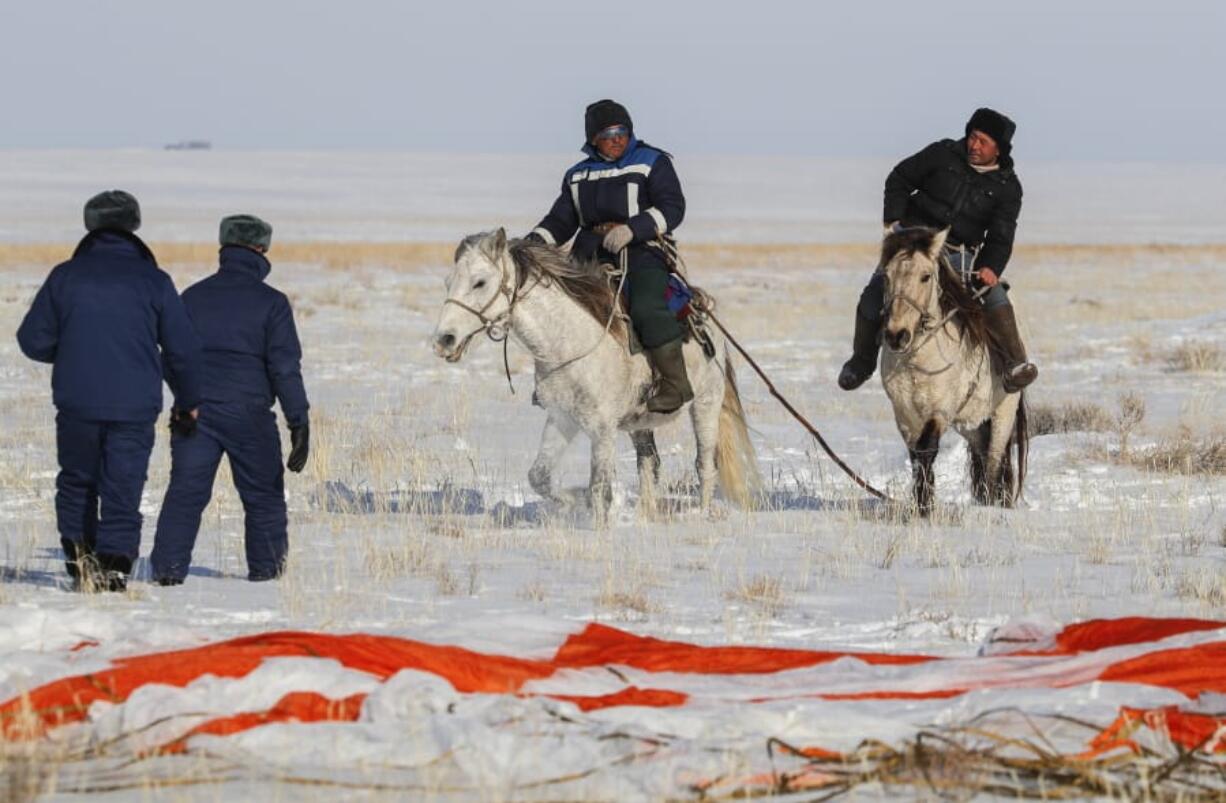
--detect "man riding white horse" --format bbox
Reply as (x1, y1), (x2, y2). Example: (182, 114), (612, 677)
(525, 99), (691, 413)
(839, 107), (1038, 394)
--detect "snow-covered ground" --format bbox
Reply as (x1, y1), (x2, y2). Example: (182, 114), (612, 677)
(0, 151), (1224, 799)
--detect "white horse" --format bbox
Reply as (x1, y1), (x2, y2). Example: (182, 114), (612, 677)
(432, 229), (760, 525)
(878, 227), (1029, 515)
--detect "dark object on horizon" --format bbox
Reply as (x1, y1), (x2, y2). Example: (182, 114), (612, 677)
(164, 140), (212, 151)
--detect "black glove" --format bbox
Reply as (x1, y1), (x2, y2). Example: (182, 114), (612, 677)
(287, 423), (310, 473)
(522, 231), (545, 245)
(169, 407), (197, 437)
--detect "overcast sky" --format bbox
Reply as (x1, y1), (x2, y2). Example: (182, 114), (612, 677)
(3, 1), (1221, 161)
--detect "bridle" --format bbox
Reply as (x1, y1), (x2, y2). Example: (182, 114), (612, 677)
(442, 251), (520, 361)
(883, 258), (940, 341)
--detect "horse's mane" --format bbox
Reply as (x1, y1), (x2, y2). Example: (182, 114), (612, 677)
(880, 228), (989, 350)
(505, 238), (626, 339)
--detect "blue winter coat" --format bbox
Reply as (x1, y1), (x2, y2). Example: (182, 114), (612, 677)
(17, 231), (203, 422)
(532, 137), (686, 261)
(176, 246), (309, 427)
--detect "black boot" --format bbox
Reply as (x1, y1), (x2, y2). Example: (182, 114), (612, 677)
(838, 310), (882, 390)
(75, 553), (130, 593)
(645, 339), (695, 413)
(985, 305), (1037, 393)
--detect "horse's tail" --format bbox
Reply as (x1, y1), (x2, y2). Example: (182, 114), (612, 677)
(716, 357), (763, 509)
(1009, 391), (1029, 504)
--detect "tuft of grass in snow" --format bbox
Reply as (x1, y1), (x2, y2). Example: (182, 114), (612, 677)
(1135, 429), (1226, 476)
(0, 746), (57, 803)
(1029, 400), (1114, 436)
(727, 574), (788, 617)
(1114, 392), (1147, 459)
(1167, 341), (1224, 372)
(1173, 565), (1226, 609)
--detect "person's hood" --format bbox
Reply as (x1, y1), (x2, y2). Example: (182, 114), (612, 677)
(218, 244), (271, 281)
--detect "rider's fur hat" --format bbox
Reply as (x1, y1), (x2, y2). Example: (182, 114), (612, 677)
(219, 214), (273, 251)
(965, 107), (1016, 157)
(585, 99), (633, 143)
(83, 190), (141, 233)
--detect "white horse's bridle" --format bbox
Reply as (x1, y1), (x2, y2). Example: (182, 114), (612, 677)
(442, 252), (519, 361)
(883, 260), (940, 338)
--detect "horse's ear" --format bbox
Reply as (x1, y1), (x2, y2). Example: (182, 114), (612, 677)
(928, 228), (950, 261)
(492, 227), (507, 255)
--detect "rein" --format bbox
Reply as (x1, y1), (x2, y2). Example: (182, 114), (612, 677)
(884, 258), (990, 364)
(533, 248), (629, 380)
(444, 245), (629, 394)
(665, 243), (896, 504)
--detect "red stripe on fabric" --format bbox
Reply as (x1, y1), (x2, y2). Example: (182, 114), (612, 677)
(1043, 617), (1224, 655)
(155, 691), (367, 755)
(1096, 641), (1226, 697)
(546, 686), (689, 711)
(553, 623), (935, 674)
(0, 631), (554, 738)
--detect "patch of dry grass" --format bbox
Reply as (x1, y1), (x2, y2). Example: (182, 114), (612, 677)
(1029, 400), (1115, 436)
(1167, 341), (1225, 372)
(1135, 430), (1226, 476)
(727, 574), (788, 616)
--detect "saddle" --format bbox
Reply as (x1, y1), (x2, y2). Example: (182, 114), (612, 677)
(598, 255), (716, 359)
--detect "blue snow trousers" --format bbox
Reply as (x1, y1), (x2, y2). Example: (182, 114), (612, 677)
(55, 415), (155, 573)
(151, 404), (287, 582)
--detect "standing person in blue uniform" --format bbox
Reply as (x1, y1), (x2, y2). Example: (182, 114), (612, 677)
(838, 107), (1037, 394)
(17, 190), (203, 592)
(151, 215), (310, 585)
(526, 99), (691, 413)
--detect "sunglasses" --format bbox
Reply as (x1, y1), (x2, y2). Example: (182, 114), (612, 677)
(595, 125), (629, 141)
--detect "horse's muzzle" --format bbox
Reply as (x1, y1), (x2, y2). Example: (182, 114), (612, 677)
(885, 327), (912, 352)
(433, 331), (462, 361)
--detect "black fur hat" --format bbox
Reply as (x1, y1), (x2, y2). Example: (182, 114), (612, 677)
(584, 99), (633, 143)
(83, 190), (141, 233)
(219, 214), (273, 251)
(965, 107), (1016, 156)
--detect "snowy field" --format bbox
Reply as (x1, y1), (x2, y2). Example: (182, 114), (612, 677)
(1, 151), (1224, 799)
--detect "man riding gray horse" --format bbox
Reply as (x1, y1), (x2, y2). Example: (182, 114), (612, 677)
(839, 107), (1038, 394)
(525, 99), (690, 413)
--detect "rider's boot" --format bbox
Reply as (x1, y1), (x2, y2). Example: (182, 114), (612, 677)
(645, 339), (695, 413)
(984, 304), (1038, 393)
(837, 310), (882, 390)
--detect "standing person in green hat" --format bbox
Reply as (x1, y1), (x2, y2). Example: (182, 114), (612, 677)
(17, 190), (203, 592)
(151, 215), (310, 585)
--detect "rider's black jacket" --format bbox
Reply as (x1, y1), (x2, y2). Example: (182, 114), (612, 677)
(883, 138), (1023, 273)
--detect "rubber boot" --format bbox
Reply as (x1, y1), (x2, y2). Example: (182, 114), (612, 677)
(73, 553), (128, 593)
(985, 304), (1038, 393)
(838, 310), (882, 390)
(645, 339), (695, 413)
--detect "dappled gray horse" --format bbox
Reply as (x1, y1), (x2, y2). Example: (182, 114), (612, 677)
(432, 230), (760, 526)
(878, 227), (1029, 514)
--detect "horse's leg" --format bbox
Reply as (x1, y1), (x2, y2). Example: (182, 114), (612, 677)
(985, 397), (1020, 506)
(689, 379), (722, 514)
(967, 420), (992, 505)
(529, 411), (580, 503)
(909, 419), (943, 517)
(588, 427), (617, 528)
(630, 429), (661, 518)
